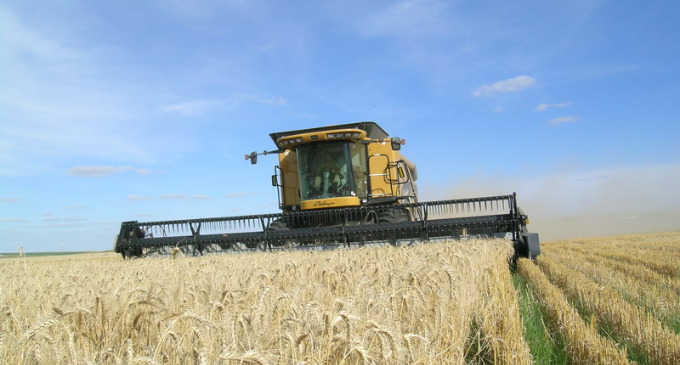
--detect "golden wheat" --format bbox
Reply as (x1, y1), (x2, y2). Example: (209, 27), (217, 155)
(474, 245), (532, 364)
(1, 238), (526, 364)
(7, 232), (676, 364)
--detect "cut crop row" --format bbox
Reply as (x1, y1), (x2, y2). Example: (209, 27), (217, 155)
(537, 255), (680, 363)
(517, 258), (629, 364)
(546, 248), (680, 331)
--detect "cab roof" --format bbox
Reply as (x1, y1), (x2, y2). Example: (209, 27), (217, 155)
(269, 121), (389, 145)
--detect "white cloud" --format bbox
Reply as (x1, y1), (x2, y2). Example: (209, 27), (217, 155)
(152, 0), (255, 22)
(548, 116), (579, 126)
(159, 99), (222, 116)
(356, 0), (449, 38)
(160, 194), (190, 200)
(128, 195), (154, 201)
(0, 9), (81, 60)
(0, 7), (162, 176)
(471, 75), (536, 97)
(0, 217), (28, 222)
(41, 217), (87, 222)
(255, 96), (287, 106)
(192, 194), (213, 200)
(68, 166), (151, 177)
(536, 102), (572, 111)
(160, 194), (213, 200)
(232, 93), (288, 107)
(159, 94), (285, 116)
(65, 205), (87, 210)
(225, 192), (260, 198)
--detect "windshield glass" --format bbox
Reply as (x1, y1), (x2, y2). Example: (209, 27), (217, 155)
(297, 141), (362, 200)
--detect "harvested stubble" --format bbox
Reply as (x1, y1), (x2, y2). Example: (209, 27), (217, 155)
(0, 238), (530, 364)
(517, 259), (630, 364)
(549, 244), (680, 294)
(546, 248), (680, 330)
(547, 232), (680, 277)
(537, 255), (680, 364)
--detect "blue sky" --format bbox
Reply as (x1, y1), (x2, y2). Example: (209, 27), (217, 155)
(2, 0), (679, 252)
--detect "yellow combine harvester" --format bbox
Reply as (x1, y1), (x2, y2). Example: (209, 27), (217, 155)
(115, 122), (540, 259)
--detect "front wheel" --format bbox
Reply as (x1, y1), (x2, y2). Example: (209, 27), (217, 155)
(378, 208), (410, 223)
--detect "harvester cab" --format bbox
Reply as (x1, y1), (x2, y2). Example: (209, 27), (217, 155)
(247, 122), (416, 217)
(114, 121), (540, 259)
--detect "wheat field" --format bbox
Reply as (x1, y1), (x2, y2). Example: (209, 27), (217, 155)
(1, 238), (529, 364)
(2, 232), (679, 364)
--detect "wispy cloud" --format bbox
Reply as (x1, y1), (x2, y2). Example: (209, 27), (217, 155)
(232, 93), (288, 107)
(130, 194), (216, 200)
(536, 102), (572, 111)
(259, 202), (279, 210)
(41, 217), (87, 222)
(355, 0), (450, 38)
(0, 217), (28, 222)
(225, 192), (261, 198)
(0, 198), (21, 203)
(0, 9), (81, 61)
(159, 94), (286, 116)
(68, 166), (150, 177)
(151, 0), (256, 22)
(471, 75), (536, 97)
(159, 99), (222, 116)
(160, 194), (213, 200)
(254, 96), (287, 106)
(0, 7), (162, 176)
(66, 205), (87, 210)
(128, 195), (154, 201)
(548, 116), (580, 126)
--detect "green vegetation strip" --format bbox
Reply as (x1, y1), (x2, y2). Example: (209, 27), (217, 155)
(512, 273), (568, 365)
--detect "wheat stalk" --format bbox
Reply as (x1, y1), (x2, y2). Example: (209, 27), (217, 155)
(15, 318), (58, 348)
(220, 350), (270, 364)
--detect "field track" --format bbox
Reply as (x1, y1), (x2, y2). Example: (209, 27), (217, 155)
(520, 231), (680, 364)
(1, 231), (679, 364)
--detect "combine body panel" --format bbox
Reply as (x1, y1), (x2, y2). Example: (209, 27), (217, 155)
(114, 122), (540, 259)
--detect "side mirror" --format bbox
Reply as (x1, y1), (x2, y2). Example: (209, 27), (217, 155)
(391, 137), (404, 151)
(246, 152), (258, 164)
(271, 174), (278, 187)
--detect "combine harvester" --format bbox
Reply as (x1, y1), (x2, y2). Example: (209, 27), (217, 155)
(114, 122), (540, 259)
